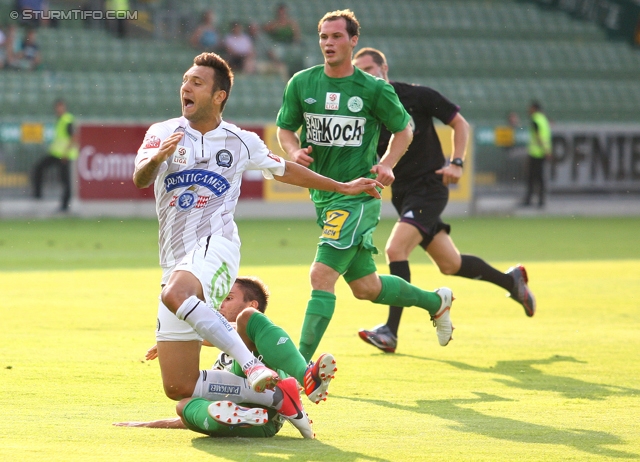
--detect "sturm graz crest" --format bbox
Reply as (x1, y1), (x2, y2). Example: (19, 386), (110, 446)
(216, 149), (233, 167)
(176, 190), (198, 211)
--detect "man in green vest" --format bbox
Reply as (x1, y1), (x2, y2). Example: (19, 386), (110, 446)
(33, 99), (78, 212)
(523, 100), (552, 208)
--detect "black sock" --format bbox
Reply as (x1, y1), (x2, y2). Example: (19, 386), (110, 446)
(385, 261), (410, 336)
(456, 255), (514, 291)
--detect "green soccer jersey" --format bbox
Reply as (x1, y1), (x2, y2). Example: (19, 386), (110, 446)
(277, 65), (410, 208)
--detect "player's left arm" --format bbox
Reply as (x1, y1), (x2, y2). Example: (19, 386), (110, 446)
(275, 160), (383, 198)
(113, 418), (186, 429)
(370, 80), (413, 186)
(436, 112), (470, 185)
(374, 124), (413, 186)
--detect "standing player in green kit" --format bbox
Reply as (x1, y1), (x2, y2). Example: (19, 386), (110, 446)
(276, 9), (456, 362)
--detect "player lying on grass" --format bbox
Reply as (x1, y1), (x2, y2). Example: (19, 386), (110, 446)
(116, 277), (337, 438)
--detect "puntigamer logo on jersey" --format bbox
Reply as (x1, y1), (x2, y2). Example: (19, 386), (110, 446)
(304, 113), (366, 147)
(164, 169), (230, 196)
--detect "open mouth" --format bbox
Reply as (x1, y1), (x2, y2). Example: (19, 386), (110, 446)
(183, 97), (195, 109)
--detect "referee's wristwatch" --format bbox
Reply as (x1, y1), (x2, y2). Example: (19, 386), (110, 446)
(450, 158), (464, 168)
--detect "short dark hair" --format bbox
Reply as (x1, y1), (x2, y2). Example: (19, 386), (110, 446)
(235, 276), (269, 313)
(530, 100), (542, 111)
(353, 47), (387, 66)
(193, 52), (234, 110)
(318, 9), (360, 38)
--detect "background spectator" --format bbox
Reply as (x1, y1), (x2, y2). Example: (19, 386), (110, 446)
(105, 0), (129, 38)
(262, 3), (304, 76)
(247, 21), (288, 80)
(263, 2), (301, 45)
(32, 99), (79, 213)
(223, 21), (256, 74)
(10, 27), (41, 71)
(522, 100), (552, 208)
(16, 0), (51, 29)
(190, 10), (220, 52)
(0, 27), (8, 69)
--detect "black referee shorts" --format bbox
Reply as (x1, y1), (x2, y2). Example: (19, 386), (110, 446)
(390, 173), (451, 250)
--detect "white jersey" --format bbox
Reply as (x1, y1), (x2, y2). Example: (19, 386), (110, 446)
(136, 117), (285, 269)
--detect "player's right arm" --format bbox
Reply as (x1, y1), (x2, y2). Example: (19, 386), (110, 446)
(276, 127), (314, 167)
(276, 74), (315, 165)
(133, 131), (183, 189)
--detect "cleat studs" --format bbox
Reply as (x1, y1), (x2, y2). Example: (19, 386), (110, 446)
(226, 418), (232, 423)
(215, 402), (222, 407)
(215, 414), (221, 419)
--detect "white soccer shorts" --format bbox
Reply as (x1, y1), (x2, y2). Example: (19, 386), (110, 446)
(156, 235), (240, 342)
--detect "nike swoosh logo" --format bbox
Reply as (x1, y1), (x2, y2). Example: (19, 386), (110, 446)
(282, 387), (304, 420)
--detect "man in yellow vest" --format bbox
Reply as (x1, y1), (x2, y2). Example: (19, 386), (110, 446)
(523, 100), (552, 208)
(33, 99), (79, 212)
(105, 0), (130, 38)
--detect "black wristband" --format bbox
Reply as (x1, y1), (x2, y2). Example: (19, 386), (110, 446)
(451, 158), (464, 168)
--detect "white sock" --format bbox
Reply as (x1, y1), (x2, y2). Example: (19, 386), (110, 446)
(175, 296), (257, 370)
(192, 369), (275, 408)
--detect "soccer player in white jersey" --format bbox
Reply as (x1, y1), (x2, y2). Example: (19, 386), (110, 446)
(133, 53), (381, 403)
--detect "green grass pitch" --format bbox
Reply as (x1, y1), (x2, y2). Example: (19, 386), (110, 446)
(1, 216), (639, 461)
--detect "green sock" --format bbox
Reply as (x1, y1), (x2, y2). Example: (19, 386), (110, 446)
(181, 397), (228, 435)
(374, 275), (442, 316)
(246, 312), (307, 384)
(299, 290), (336, 363)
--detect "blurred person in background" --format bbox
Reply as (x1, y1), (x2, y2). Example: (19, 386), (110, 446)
(105, 0), (129, 38)
(190, 10), (220, 52)
(262, 3), (304, 76)
(522, 100), (552, 208)
(223, 21), (256, 74)
(0, 27), (8, 69)
(353, 48), (536, 354)
(10, 27), (41, 71)
(16, 0), (53, 28)
(248, 21), (288, 80)
(32, 99), (78, 212)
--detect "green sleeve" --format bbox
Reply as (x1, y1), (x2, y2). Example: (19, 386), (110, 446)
(276, 77), (303, 132)
(374, 80), (410, 134)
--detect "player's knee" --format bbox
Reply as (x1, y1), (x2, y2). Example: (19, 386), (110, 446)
(437, 260), (460, 276)
(175, 398), (191, 418)
(161, 284), (188, 313)
(385, 243), (409, 262)
(351, 285), (377, 301)
(163, 383), (194, 401)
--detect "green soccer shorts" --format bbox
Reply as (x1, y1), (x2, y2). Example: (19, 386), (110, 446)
(314, 198), (381, 283)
